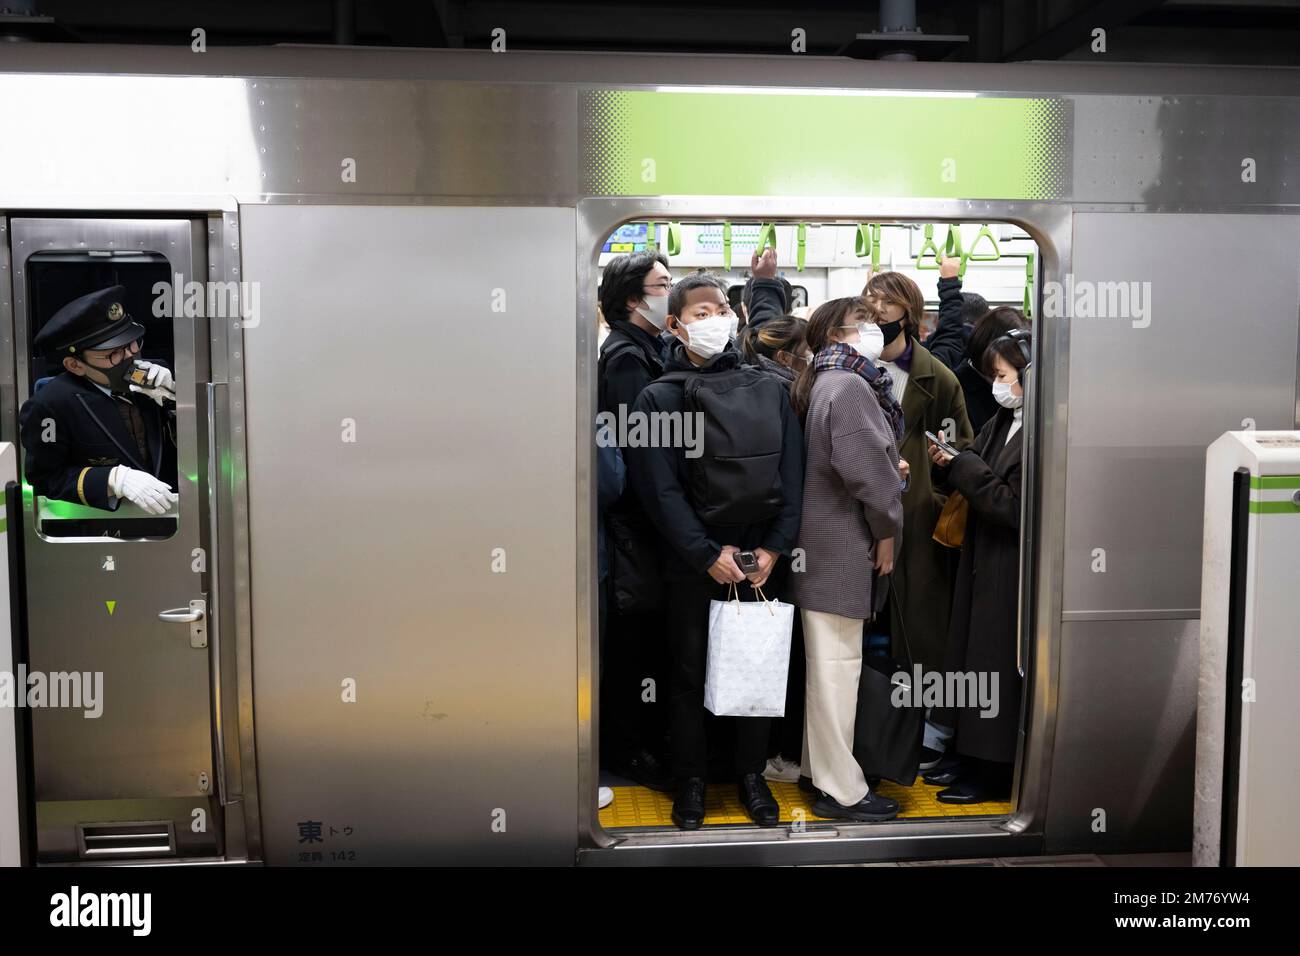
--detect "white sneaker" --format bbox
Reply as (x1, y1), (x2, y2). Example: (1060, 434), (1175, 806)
(598, 786), (614, 809)
(763, 756), (801, 782)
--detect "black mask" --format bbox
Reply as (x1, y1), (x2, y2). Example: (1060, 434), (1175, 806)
(879, 319), (906, 346)
(84, 351), (136, 393)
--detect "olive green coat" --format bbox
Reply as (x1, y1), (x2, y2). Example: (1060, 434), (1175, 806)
(888, 342), (974, 669)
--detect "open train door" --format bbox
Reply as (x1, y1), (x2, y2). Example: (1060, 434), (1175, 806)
(4, 217), (223, 862)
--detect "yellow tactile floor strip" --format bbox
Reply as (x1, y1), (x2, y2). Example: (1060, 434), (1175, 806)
(599, 779), (1012, 829)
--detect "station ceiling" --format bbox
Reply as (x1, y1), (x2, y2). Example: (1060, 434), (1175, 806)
(2, 0), (1299, 66)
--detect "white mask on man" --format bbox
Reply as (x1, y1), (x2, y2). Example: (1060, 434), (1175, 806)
(681, 314), (732, 359)
(992, 380), (1024, 409)
(636, 294), (669, 331)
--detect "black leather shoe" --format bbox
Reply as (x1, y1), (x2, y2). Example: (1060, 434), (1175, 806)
(798, 774), (816, 793)
(923, 755), (966, 786)
(671, 777), (706, 829)
(617, 748), (675, 793)
(812, 791), (900, 822)
(936, 778), (1010, 805)
(923, 766), (964, 787)
(737, 773), (780, 827)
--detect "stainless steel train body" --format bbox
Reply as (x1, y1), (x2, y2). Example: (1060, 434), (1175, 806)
(1, 44), (1297, 865)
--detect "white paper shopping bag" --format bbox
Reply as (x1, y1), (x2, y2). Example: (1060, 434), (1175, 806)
(704, 584), (795, 717)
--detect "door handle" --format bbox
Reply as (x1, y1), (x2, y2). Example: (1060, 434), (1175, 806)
(159, 607), (203, 623)
(158, 600), (208, 648)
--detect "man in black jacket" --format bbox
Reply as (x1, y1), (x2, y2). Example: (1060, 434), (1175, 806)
(627, 274), (804, 830)
(595, 251), (676, 792)
(19, 285), (178, 515)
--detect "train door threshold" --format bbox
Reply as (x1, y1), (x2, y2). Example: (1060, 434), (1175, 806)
(579, 820), (1042, 866)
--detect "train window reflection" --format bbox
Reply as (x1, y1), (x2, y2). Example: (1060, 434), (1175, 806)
(21, 253), (180, 540)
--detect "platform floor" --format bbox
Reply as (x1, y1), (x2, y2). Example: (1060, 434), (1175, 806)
(599, 777), (1012, 829)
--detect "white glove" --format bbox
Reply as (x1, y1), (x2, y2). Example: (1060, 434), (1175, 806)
(127, 360), (176, 406)
(109, 466), (178, 515)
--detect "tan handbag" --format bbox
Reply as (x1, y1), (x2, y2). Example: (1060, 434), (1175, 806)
(932, 491), (968, 549)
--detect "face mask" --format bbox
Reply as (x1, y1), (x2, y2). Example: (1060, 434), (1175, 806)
(848, 323), (885, 362)
(879, 319), (905, 346)
(993, 380), (1023, 409)
(680, 314), (732, 359)
(86, 350), (136, 393)
(636, 294), (669, 331)
(727, 312), (739, 340)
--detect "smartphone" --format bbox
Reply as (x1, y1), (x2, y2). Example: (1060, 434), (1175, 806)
(925, 430), (960, 458)
(735, 550), (759, 574)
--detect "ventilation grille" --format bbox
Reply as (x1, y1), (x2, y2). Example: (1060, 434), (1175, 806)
(77, 821), (176, 858)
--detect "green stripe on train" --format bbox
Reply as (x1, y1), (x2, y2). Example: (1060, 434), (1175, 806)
(1250, 475), (1300, 489)
(582, 91), (1069, 199)
(1249, 500), (1300, 514)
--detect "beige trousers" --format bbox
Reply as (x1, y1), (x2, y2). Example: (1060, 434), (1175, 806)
(801, 608), (870, 807)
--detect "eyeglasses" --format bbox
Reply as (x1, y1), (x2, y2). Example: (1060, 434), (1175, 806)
(84, 338), (142, 367)
(643, 281), (673, 294)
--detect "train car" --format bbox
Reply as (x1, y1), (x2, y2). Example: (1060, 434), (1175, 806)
(0, 43), (1297, 866)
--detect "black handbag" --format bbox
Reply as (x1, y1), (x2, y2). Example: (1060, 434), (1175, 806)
(607, 507), (664, 615)
(852, 574), (924, 787)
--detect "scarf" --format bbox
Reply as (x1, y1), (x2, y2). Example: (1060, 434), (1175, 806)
(813, 342), (905, 442)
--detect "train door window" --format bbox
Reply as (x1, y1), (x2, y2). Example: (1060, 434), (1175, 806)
(789, 285), (807, 310)
(23, 252), (179, 539)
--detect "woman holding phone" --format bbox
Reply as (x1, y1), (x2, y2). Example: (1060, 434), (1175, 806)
(925, 318), (1030, 803)
(790, 297), (905, 822)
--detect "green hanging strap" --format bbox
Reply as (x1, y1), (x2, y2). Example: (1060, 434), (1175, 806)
(967, 223), (1000, 261)
(756, 223), (777, 253)
(646, 221), (657, 250)
(916, 224), (941, 270)
(944, 224), (964, 259)
(796, 222), (807, 272)
(667, 222), (681, 257)
(1023, 252), (1035, 318)
(870, 223), (881, 273)
(722, 221), (732, 271)
(855, 224), (871, 258)
(961, 222), (999, 279)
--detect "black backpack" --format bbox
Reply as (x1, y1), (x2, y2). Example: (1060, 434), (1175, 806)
(658, 366), (787, 526)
